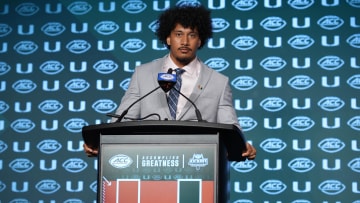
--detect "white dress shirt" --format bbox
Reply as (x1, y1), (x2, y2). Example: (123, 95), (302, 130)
(162, 55), (201, 119)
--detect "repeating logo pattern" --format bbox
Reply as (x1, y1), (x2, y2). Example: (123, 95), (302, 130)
(0, 0), (359, 202)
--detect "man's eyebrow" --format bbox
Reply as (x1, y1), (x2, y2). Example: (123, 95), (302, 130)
(173, 30), (198, 34)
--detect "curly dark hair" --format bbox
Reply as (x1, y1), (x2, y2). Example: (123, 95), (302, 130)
(155, 5), (213, 49)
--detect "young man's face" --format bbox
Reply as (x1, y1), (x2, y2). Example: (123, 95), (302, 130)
(166, 23), (201, 67)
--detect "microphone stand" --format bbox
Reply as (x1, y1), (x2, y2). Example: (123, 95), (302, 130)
(108, 86), (161, 122)
(173, 88), (204, 122)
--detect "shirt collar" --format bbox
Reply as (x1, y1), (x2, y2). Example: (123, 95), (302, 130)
(163, 55), (199, 76)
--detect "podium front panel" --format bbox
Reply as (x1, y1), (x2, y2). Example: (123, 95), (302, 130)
(99, 134), (219, 203)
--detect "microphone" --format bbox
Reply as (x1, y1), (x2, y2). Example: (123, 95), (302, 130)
(158, 68), (176, 92)
(107, 68), (176, 122)
(162, 68), (204, 122)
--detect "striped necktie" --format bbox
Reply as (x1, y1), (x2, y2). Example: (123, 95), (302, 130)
(168, 68), (185, 120)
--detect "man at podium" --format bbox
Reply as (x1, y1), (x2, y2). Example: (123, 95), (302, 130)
(83, 5), (256, 160)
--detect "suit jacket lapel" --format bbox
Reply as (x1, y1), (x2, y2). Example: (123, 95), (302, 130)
(179, 62), (212, 120)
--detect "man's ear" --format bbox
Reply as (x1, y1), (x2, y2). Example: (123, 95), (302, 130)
(166, 37), (170, 45)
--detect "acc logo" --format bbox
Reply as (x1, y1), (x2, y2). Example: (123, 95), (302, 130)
(36, 179), (61, 194)
(232, 0), (258, 11)
(347, 34), (360, 48)
(14, 41), (38, 55)
(64, 118), (88, 133)
(89, 180), (98, 193)
(0, 23), (12, 37)
(318, 138), (345, 153)
(347, 74), (360, 89)
(260, 97), (286, 112)
(205, 57), (229, 72)
(288, 116), (315, 131)
(41, 22), (66, 36)
(122, 0), (147, 14)
(9, 199), (29, 203)
(0, 100), (9, 114)
(11, 119), (35, 133)
(176, 0), (201, 7)
(233, 200), (253, 203)
(260, 180), (286, 195)
(288, 75), (314, 90)
(347, 0), (360, 8)
(317, 15), (344, 30)
(66, 40), (91, 54)
(347, 116), (360, 131)
(65, 78), (90, 93)
(231, 76), (257, 90)
(121, 38), (146, 53)
(260, 56), (286, 71)
(120, 78), (131, 91)
(238, 117), (257, 131)
(212, 18), (230, 32)
(318, 180), (345, 195)
(90, 182), (97, 192)
(317, 56), (344, 70)
(158, 73), (176, 81)
(288, 157), (315, 173)
(64, 199), (83, 203)
(288, 35), (314, 49)
(288, 0), (314, 9)
(94, 21), (119, 35)
(40, 60), (64, 75)
(92, 99), (117, 113)
(15, 3), (39, 16)
(231, 160), (257, 173)
(0, 140), (8, 153)
(93, 59), (119, 74)
(67, 1), (92, 15)
(232, 36), (258, 50)
(188, 154), (209, 170)
(317, 96), (344, 111)
(291, 200), (310, 203)
(62, 158), (87, 173)
(12, 79), (37, 93)
(38, 100), (63, 114)
(148, 20), (158, 32)
(9, 158), (34, 173)
(0, 181), (6, 192)
(260, 138), (286, 153)
(109, 154), (133, 169)
(0, 62), (11, 75)
(37, 139), (62, 154)
(348, 158), (360, 172)
(260, 17), (286, 31)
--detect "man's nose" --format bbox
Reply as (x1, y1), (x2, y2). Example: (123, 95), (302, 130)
(181, 36), (189, 45)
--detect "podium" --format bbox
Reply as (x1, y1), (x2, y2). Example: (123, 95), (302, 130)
(82, 120), (247, 203)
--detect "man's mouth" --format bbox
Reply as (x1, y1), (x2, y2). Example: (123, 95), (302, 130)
(179, 47), (191, 52)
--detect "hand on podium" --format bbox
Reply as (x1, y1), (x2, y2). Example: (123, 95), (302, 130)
(242, 142), (256, 160)
(83, 143), (98, 157)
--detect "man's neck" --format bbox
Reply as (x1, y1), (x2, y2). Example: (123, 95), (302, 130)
(169, 54), (196, 68)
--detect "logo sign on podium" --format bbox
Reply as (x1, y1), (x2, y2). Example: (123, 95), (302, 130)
(100, 143), (217, 203)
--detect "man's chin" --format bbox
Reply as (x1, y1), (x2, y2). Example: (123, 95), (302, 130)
(176, 56), (194, 65)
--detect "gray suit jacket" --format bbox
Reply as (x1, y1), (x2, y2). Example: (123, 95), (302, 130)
(114, 55), (240, 128)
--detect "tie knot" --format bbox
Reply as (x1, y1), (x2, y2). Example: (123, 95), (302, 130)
(175, 68), (185, 75)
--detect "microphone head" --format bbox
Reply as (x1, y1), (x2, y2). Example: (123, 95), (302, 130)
(158, 72), (176, 92)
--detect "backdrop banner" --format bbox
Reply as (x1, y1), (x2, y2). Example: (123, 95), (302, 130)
(0, 0), (359, 202)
